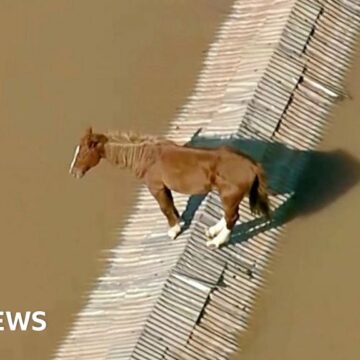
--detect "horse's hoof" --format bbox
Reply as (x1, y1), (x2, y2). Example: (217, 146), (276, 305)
(206, 240), (219, 249)
(205, 228), (212, 239)
(168, 223), (181, 240)
(206, 218), (226, 239)
(205, 227), (217, 239)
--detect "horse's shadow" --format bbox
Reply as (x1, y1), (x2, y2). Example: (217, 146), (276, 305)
(180, 132), (360, 245)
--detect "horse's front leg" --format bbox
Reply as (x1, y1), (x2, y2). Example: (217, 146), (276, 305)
(148, 185), (181, 239)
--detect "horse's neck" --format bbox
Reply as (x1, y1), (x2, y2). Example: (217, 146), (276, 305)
(104, 142), (152, 175)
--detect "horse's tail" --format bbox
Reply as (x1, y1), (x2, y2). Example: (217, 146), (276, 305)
(249, 164), (271, 219)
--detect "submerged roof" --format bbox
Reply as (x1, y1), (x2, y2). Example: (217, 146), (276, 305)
(57, 0), (360, 359)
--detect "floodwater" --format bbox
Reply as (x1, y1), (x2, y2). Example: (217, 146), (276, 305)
(0, 1), (232, 359)
(235, 45), (360, 359)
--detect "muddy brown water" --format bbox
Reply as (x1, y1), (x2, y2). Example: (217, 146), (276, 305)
(0, 1), (232, 359)
(234, 45), (360, 360)
(3, 1), (359, 359)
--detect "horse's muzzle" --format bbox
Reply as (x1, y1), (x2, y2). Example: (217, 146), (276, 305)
(69, 168), (84, 179)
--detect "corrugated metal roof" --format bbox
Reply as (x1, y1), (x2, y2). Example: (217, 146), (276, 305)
(56, 0), (360, 358)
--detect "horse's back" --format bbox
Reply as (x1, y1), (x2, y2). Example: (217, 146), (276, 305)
(158, 142), (257, 177)
(155, 143), (217, 194)
(159, 142), (218, 163)
(154, 143), (257, 194)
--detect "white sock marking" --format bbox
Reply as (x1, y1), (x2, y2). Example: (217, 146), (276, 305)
(207, 226), (231, 248)
(206, 217), (226, 238)
(69, 145), (80, 174)
(168, 223), (181, 240)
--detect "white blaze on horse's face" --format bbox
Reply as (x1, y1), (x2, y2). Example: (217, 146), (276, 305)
(69, 145), (82, 179)
(69, 137), (103, 179)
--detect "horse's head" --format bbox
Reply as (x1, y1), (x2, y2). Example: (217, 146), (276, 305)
(69, 127), (108, 179)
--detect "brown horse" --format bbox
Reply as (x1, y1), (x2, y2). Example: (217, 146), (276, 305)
(69, 127), (271, 248)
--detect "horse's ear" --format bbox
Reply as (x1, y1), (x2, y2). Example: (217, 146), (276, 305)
(94, 134), (108, 149)
(82, 127), (93, 146)
(85, 127), (93, 137)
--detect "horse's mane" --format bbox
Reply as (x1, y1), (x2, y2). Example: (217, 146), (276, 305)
(105, 130), (162, 144)
(103, 131), (171, 176)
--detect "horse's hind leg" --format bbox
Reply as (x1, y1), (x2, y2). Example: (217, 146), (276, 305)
(206, 218), (226, 238)
(148, 186), (181, 239)
(207, 189), (244, 248)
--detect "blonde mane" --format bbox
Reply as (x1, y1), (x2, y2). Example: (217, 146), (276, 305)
(103, 131), (170, 176)
(105, 130), (161, 144)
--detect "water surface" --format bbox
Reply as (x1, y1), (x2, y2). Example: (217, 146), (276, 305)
(0, 1), (232, 358)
